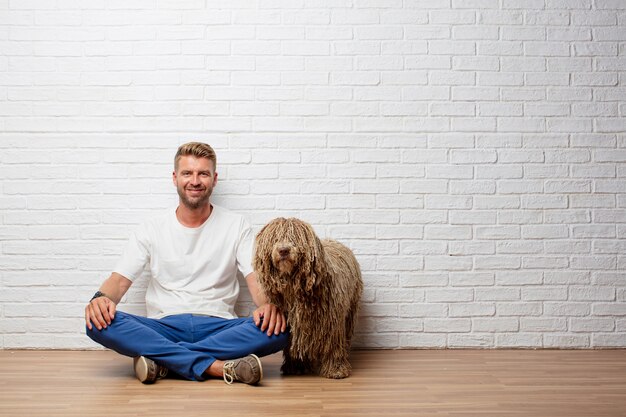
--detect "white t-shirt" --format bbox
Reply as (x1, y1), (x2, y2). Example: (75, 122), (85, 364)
(113, 204), (255, 319)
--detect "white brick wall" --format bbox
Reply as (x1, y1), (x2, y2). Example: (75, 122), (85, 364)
(1, 1), (625, 350)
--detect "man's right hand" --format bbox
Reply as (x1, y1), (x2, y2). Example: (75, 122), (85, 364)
(85, 295), (116, 331)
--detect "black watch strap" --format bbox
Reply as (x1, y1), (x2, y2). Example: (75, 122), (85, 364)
(90, 291), (107, 302)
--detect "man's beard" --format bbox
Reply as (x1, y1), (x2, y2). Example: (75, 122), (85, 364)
(177, 185), (212, 210)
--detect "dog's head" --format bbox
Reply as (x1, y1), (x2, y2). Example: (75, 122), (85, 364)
(254, 217), (327, 297)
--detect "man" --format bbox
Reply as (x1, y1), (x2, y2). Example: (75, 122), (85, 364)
(85, 142), (288, 385)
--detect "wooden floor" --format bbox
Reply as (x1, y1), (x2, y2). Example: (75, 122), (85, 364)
(1, 350), (625, 417)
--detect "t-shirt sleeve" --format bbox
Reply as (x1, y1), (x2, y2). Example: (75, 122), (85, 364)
(236, 218), (255, 277)
(113, 224), (151, 282)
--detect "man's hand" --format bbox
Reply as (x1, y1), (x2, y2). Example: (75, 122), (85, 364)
(85, 296), (116, 331)
(253, 304), (287, 336)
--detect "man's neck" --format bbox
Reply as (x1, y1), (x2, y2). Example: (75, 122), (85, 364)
(176, 203), (212, 228)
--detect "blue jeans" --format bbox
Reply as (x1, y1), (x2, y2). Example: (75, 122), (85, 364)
(86, 311), (289, 381)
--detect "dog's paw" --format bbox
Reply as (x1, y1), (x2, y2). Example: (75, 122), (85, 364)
(321, 363), (351, 379)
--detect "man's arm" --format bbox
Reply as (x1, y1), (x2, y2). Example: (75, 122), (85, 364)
(245, 272), (287, 336)
(84, 272), (133, 331)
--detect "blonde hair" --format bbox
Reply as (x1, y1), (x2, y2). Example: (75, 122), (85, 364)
(174, 142), (217, 171)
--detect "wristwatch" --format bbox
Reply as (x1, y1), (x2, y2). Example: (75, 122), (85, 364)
(90, 291), (107, 302)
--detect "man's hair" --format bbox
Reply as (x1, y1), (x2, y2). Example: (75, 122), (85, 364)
(174, 142), (217, 171)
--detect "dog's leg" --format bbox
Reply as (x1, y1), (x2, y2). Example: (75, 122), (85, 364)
(319, 351), (351, 379)
(319, 325), (352, 379)
(281, 358), (312, 375)
(345, 305), (358, 349)
(281, 346), (312, 375)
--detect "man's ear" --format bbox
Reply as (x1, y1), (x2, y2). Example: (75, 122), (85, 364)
(172, 170), (177, 186)
(213, 171), (218, 185)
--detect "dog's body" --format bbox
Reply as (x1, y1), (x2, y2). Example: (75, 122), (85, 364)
(253, 218), (363, 379)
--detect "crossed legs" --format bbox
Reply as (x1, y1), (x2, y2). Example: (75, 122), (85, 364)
(86, 311), (289, 381)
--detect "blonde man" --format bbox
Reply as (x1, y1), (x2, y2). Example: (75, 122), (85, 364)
(86, 142), (288, 385)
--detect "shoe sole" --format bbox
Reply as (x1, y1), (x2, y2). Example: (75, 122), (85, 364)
(133, 356), (155, 384)
(250, 354), (263, 384)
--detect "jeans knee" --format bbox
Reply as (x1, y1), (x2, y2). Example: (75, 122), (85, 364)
(86, 324), (110, 345)
(260, 327), (290, 353)
(85, 311), (128, 345)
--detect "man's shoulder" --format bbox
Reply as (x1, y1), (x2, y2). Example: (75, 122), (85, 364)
(136, 208), (174, 230)
(212, 205), (250, 228)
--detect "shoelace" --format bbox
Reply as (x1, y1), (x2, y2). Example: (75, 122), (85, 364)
(158, 366), (168, 379)
(223, 361), (237, 385)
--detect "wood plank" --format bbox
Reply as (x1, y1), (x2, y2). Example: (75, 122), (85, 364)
(0, 350), (625, 417)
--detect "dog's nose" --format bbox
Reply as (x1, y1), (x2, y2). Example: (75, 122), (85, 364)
(278, 248), (290, 257)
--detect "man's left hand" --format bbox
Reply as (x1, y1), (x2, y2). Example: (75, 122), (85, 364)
(253, 304), (287, 336)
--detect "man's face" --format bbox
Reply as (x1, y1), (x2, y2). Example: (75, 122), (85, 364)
(172, 156), (217, 210)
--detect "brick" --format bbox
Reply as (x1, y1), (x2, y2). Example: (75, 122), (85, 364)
(545, 241), (590, 254)
(520, 318), (567, 332)
(449, 180), (495, 195)
(401, 241), (447, 255)
(478, 10), (523, 25)
(545, 302), (590, 316)
(521, 256), (569, 269)
(474, 196), (521, 209)
(399, 303), (447, 318)
(399, 273), (448, 287)
(573, 73), (618, 86)
(592, 334), (626, 348)
(501, 87), (545, 101)
(376, 318), (423, 333)
(496, 333), (542, 348)
(331, 9), (379, 24)
(380, 10), (427, 25)
(405, 26), (450, 40)
(377, 288), (418, 302)
(499, 210), (542, 224)
(476, 288), (520, 302)
(450, 303), (495, 317)
(474, 255), (521, 270)
(473, 318), (518, 332)
(573, 42), (617, 56)
(425, 256), (473, 271)
(426, 288), (473, 303)
(450, 272), (495, 286)
(518, 157), (566, 173)
(544, 335), (590, 349)
(593, 303), (626, 316)
(327, 195), (375, 209)
(425, 319), (472, 333)
(571, 256), (616, 270)
(594, 27), (626, 41)
(375, 225), (422, 240)
(430, 133), (474, 148)
(398, 334), (445, 348)
(351, 210), (399, 224)
(497, 302), (542, 316)
(453, 26), (498, 40)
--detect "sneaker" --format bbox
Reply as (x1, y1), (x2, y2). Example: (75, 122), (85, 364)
(133, 356), (168, 384)
(223, 354), (263, 385)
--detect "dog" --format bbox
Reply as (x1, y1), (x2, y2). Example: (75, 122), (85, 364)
(253, 217), (363, 379)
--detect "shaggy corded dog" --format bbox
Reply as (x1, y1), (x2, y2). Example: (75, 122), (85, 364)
(253, 217), (363, 379)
